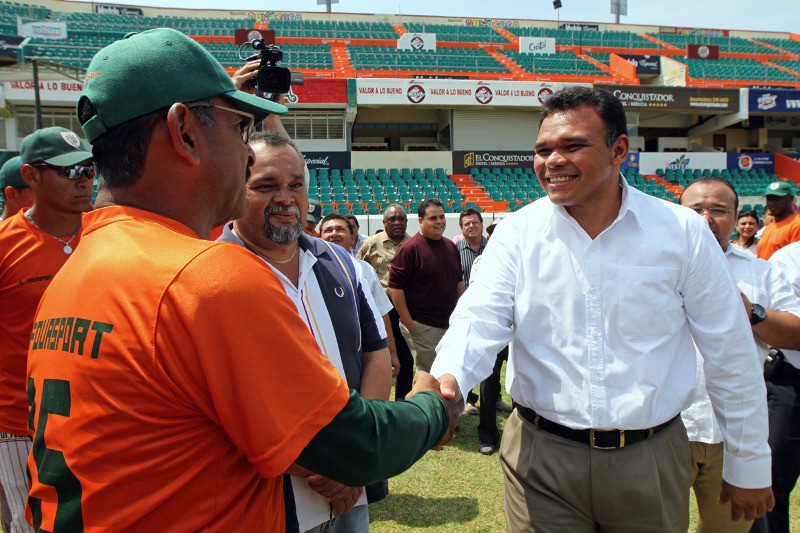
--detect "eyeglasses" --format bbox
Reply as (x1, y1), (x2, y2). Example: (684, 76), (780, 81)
(692, 207), (734, 219)
(31, 162), (95, 180)
(461, 220), (482, 227)
(186, 103), (254, 143)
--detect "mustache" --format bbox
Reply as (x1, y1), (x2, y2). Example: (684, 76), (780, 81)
(265, 204), (301, 218)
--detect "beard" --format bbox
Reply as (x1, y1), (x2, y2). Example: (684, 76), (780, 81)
(263, 204), (303, 245)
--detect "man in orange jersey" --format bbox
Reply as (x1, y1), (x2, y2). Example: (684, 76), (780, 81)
(0, 127), (93, 533)
(0, 156), (33, 221)
(757, 181), (800, 260)
(26, 28), (453, 532)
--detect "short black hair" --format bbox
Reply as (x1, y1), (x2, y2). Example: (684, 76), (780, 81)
(85, 99), (215, 189)
(249, 129), (301, 155)
(343, 214), (360, 229)
(737, 209), (759, 220)
(540, 86), (627, 148)
(320, 213), (354, 234)
(681, 177), (739, 211)
(459, 207), (483, 226)
(418, 198), (444, 218)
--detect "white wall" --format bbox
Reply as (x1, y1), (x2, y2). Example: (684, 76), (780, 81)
(351, 151), (453, 173)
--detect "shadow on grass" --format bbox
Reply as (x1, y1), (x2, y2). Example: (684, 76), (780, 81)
(370, 493), (480, 527)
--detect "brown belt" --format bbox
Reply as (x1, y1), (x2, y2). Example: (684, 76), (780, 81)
(515, 404), (678, 450)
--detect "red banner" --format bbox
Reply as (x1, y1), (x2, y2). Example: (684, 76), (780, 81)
(687, 44), (720, 60)
(287, 78), (347, 105)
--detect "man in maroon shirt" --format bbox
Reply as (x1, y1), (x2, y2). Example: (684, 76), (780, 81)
(389, 198), (465, 372)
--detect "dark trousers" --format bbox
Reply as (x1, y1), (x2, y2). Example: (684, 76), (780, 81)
(477, 347), (509, 446)
(466, 349), (505, 407)
(751, 363), (800, 533)
(389, 308), (414, 400)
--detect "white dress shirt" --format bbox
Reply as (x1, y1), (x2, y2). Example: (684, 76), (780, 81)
(769, 240), (800, 369)
(431, 178), (770, 489)
(682, 245), (800, 444)
(354, 257), (393, 333)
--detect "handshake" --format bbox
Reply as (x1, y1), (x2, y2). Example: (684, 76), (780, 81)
(407, 371), (463, 450)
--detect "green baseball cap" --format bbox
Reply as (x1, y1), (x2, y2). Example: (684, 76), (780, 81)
(764, 181), (795, 197)
(20, 127), (94, 166)
(78, 28), (287, 143)
(0, 156), (25, 189)
(307, 198), (321, 223)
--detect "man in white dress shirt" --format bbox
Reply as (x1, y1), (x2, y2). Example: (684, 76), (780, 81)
(430, 86), (774, 532)
(757, 240), (800, 533)
(680, 178), (800, 533)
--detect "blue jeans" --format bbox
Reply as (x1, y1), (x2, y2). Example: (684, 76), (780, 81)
(304, 503), (369, 533)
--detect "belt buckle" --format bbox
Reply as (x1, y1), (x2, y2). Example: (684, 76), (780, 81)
(590, 428), (624, 449)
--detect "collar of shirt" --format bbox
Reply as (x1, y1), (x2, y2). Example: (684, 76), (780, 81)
(457, 236), (487, 254)
(545, 176), (645, 239)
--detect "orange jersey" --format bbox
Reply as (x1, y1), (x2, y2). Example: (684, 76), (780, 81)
(26, 206), (349, 532)
(0, 209), (80, 435)
(757, 213), (800, 260)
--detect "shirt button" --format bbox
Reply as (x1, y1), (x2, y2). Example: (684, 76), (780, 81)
(588, 287), (596, 294)
(589, 245), (597, 252)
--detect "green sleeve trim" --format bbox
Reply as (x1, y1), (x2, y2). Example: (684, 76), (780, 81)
(296, 390), (448, 487)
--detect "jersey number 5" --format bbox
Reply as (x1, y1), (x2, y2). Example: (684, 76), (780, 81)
(27, 378), (83, 532)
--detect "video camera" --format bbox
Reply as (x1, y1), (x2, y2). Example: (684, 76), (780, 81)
(237, 29), (304, 99)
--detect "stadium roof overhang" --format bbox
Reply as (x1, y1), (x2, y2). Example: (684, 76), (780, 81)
(0, 61), (84, 84)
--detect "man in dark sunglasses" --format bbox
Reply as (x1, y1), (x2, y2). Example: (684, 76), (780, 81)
(0, 126), (93, 533)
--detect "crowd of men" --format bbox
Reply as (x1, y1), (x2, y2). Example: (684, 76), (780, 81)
(1, 26), (799, 533)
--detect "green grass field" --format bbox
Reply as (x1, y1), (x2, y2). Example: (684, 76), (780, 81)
(370, 384), (800, 532)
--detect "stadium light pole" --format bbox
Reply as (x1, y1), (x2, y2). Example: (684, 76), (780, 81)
(553, 1), (562, 26)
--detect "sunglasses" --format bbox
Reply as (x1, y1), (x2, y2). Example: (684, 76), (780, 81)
(185, 103), (254, 143)
(31, 162), (95, 180)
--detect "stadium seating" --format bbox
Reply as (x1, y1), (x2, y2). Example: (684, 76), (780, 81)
(272, 19), (397, 40)
(308, 167), (465, 214)
(656, 167), (781, 199)
(349, 45), (507, 73)
(201, 42), (332, 69)
(508, 27), (655, 50)
(684, 57), (797, 82)
(760, 38), (800, 55)
(503, 50), (605, 76)
(650, 33), (774, 54)
(404, 23), (508, 43)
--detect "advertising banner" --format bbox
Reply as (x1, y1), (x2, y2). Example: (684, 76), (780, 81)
(397, 32), (437, 51)
(519, 36), (556, 55)
(2, 79), (83, 105)
(94, 4), (143, 16)
(619, 54), (660, 75)
(453, 151), (534, 174)
(605, 85), (739, 112)
(559, 23), (599, 31)
(17, 20), (67, 40)
(637, 152), (727, 174)
(687, 44), (720, 60)
(621, 152), (640, 172)
(285, 78), (347, 105)
(304, 151), (351, 170)
(750, 89), (800, 113)
(727, 152), (774, 173)
(355, 78), (567, 107)
(0, 35), (24, 63)
(660, 27), (729, 37)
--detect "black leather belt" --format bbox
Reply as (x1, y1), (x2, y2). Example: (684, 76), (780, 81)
(515, 404), (678, 450)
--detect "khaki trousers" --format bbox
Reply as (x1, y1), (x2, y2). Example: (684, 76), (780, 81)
(399, 321), (446, 373)
(690, 441), (753, 533)
(500, 409), (691, 533)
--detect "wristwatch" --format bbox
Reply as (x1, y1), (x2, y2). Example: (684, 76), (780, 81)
(750, 303), (767, 326)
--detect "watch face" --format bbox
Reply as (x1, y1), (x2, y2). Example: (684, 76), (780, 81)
(751, 304), (767, 325)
